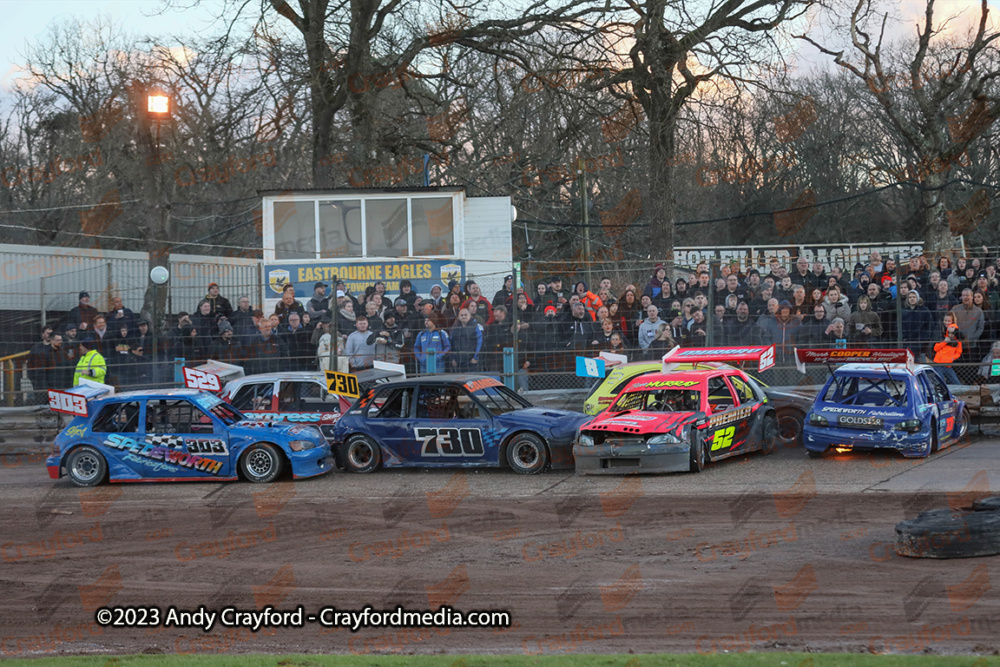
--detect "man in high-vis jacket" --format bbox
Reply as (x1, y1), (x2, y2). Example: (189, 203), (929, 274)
(73, 336), (107, 386)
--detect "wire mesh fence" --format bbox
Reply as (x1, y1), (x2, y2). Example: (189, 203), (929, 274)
(2, 252), (999, 407)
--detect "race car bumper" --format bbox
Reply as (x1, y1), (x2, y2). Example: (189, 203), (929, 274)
(46, 457), (61, 479)
(289, 444), (335, 479)
(549, 437), (577, 470)
(573, 440), (691, 474)
(803, 426), (931, 457)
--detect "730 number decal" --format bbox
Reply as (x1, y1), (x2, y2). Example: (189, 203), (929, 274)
(415, 428), (485, 457)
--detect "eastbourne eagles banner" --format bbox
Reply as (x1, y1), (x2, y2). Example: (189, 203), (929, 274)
(265, 260), (465, 297)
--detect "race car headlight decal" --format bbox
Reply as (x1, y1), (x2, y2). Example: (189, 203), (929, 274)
(808, 413), (829, 427)
(289, 440), (317, 451)
(894, 420), (922, 433)
(578, 434), (594, 447)
(647, 433), (682, 445)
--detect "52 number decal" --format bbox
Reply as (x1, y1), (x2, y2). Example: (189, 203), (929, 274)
(416, 428), (486, 457)
(710, 426), (735, 451)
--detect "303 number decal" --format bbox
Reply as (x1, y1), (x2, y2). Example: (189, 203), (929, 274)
(415, 428), (485, 457)
(182, 367), (222, 392)
(48, 390), (88, 417)
(186, 439), (229, 455)
(710, 426), (736, 451)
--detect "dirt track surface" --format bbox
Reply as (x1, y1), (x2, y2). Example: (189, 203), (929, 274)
(1, 439), (999, 659)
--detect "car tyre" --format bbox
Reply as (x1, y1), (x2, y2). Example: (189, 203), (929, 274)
(956, 407), (970, 441)
(761, 414), (778, 455)
(929, 420), (939, 455)
(807, 449), (824, 459)
(689, 436), (705, 473)
(895, 509), (1000, 558)
(505, 433), (549, 474)
(342, 435), (381, 473)
(776, 409), (803, 448)
(66, 446), (107, 487)
(239, 443), (284, 483)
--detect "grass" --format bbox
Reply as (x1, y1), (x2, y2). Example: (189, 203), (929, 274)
(2, 654), (998, 666)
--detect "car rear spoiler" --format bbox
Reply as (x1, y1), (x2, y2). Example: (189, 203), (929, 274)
(373, 360), (406, 379)
(182, 360), (245, 393)
(662, 345), (776, 373)
(793, 348), (915, 374)
(47, 379), (115, 417)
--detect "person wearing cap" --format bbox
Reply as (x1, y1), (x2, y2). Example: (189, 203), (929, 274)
(204, 282), (233, 319)
(396, 279), (418, 310)
(492, 275), (514, 311)
(973, 273), (1000, 312)
(211, 319), (240, 364)
(67, 291), (98, 331)
(131, 319), (153, 385)
(544, 276), (569, 310)
(73, 336), (107, 386)
(307, 282), (330, 322)
(934, 317), (964, 384)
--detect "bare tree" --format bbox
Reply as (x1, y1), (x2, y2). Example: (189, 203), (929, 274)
(800, 0), (1000, 256)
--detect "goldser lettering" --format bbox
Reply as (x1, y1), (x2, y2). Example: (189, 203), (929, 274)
(522, 524), (624, 562)
(2, 522), (103, 562)
(696, 617), (797, 654)
(695, 523), (797, 561)
(348, 523), (450, 562)
(174, 523), (276, 561)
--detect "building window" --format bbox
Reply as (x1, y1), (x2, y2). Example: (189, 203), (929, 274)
(411, 197), (454, 256)
(365, 198), (408, 258)
(319, 200), (362, 258)
(274, 201), (316, 259)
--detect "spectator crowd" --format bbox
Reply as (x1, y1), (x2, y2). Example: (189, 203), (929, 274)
(23, 250), (1000, 396)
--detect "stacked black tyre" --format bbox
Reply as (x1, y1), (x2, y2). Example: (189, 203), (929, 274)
(895, 496), (1000, 558)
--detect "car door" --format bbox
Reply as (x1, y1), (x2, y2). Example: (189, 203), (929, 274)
(409, 384), (492, 466)
(923, 370), (959, 442)
(363, 385), (417, 463)
(89, 400), (143, 478)
(727, 374), (764, 451)
(705, 375), (752, 458)
(143, 398), (231, 478)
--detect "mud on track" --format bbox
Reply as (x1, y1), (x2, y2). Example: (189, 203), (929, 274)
(1, 453), (999, 658)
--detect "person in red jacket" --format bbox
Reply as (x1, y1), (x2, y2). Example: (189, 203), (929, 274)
(933, 320), (963, 385)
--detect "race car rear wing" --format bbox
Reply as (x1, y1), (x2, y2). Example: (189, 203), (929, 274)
(182, 360), (245, 393)
(662, 345), (776, 373)
(793, 348), (915, 374)
(47, 379), (115, 417)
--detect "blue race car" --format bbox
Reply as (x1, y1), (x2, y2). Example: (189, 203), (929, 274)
(46, 388), (333, 486)
(803, 363), (970, 459)
(330, 375), (589, 473)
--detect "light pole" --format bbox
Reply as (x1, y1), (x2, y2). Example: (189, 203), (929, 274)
(147, 92), (170, 158)
(149, 266), (169, 385)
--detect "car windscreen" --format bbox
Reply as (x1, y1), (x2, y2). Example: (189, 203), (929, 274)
(610, 388), (702, 413)
(822, 375), (908, 407)
(472, 385), (531, 415)
(211, 402), (244, 425)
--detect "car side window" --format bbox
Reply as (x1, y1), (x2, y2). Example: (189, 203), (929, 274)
(728, 376), (756, 405)
(368, 388), (412, 419)
(231, 383), (274, 411)
(917, 374), (934, 404)
(298, 381), (338, 412)
(707, 377), (737, 414)
(925, 372), (949, 403)
(147, 399), (214, 434)
(92, 402), (140, 433)
(417, 386), (481, 419)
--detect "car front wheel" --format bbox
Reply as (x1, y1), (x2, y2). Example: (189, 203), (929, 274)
(240, 443), (284, 483)
(505, 433), (549, 474)
(343, 435), (381, 473)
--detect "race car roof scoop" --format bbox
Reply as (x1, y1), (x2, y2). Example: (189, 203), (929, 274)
(47, 379), (115, 417)
(662, 345), (776, 373)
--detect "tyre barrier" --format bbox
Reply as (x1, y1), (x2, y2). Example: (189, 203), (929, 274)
(895, 499), (1000, 559)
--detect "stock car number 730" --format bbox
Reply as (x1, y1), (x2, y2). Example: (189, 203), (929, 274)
(416, 428), (485, 457)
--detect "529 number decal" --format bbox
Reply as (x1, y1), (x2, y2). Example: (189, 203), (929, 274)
(710, 426), (735, 451)
(415, 428), (485, 457)
(182, 367), (222, 392)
